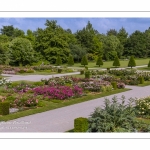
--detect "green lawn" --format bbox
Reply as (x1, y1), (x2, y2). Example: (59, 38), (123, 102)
(64, 58), (150, 69)
(0, 88), (130, 121)
(137, 67), (150, 71)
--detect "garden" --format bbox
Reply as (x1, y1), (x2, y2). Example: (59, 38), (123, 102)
(0, 73), (128, 121)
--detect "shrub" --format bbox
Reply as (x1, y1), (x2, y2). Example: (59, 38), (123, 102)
(19, 69), (26, 73)
(80, 70), (84, 75)
(128, 55), (136, 68)
(107, 68), (110, 71)
(135, 96), (150, 116)
(68, 55), (74, 66)
(0, 102), (10, 115)
(148, 60), (150, 67)
(33, 81), (44, 86)
(117, 82), (125, 89)
(85, 70), (91, 79)
(96, 55), (103, 67)
(111, 82), (117, 89)
(87, 96), (140, 132)
(113, 55), (120, 67)
(58, 68), (62, 73)
(81, 55), (88, 66)
(74, 117), (88, 132)
(26, 69), (34, 73)
(56, 55), (62, 66)
(138, 76), (144, 84)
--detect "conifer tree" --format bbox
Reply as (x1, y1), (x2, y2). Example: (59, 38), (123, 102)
(96, 55), (103, 67)
(113, 55), (120, 67)
(81, 55), (88, 66)
(68, 55), (74, 66)
(56, 55), (62, 66)
(128, 55), (136, 68)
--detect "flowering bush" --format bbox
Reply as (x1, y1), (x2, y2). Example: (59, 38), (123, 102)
(80, 80), (111, 92)
(117, 82), (126, 89)
(10, 94), (38, 108)
(33, 85), (83, 100)
(135, 96), (150, 116)
(0, 78), (12, 86)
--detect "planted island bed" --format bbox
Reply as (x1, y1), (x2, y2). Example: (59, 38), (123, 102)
(0, 73), (129, 121)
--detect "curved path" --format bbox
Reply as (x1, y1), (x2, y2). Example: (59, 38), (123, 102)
(0, 85), (150, 132)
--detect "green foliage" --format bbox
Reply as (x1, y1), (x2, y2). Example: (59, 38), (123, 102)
(58, 68), (62, 73)
(81, 55), (88, 66)
(0, 102), (10, 115)
(113, 55), (120, 67)
(111, 82), (117, 89)
(9, 37), (35, 66)
(128, 56), (136, 68)
(88, 96), (139, 132)
(68, 55), (74, 66)
(80, 70), (84, 75)
(33, 81), (44, 86)
(138, 76), (144, 84)
(74, 117), (88, 132)
(148, 60), (150, 67)
(56, 55), (62, 66)
(96, 55), (103, 67)
(85, 70), (91, 78)
(135, 96), (150, 116)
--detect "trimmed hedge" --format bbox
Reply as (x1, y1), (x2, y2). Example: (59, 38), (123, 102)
(138, 76), (144, 84)
(74, 117), (88, 132)
(58, 68), (62, 73)
(80, 70), (84, 75)
(111, 82), (117, 90)
(85, 71), (91, 79)
(0, 102), (10, 115)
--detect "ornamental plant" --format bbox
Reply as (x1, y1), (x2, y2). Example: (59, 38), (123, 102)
(87, 96), (141, 132)
(68, 55), (74, 66)
(33, 85), (83, 100)
(128, 56), (136, 68)
(135, 96), (150, 117)
(148, 60), (150, 67)
(81, 55), (88, 67)
(96, 55), (103, 67)
(113, 55), (120, 67)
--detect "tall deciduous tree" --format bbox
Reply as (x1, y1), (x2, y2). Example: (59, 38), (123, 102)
(34, 20), (70, 64)
(9, 37), (35, 66)
(107, 29), (118, 36)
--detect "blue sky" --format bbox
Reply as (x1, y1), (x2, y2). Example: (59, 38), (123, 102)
(0, 18), (150, 35)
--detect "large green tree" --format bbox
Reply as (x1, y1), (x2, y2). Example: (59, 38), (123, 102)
(34, 20), (70, 64)
(9, 37), (35, 66)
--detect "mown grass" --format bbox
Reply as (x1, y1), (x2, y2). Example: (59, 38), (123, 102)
(0, 88), (130, 121)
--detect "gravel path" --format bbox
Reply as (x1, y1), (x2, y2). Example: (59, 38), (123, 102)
(0, 85), (150, 132)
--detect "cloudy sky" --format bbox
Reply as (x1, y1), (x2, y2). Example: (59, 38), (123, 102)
(0, 18), (150, 35)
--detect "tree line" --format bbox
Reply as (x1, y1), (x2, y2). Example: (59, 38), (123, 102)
(0, 20), (150, 66)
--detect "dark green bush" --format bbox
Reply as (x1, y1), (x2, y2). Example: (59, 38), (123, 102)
(111, 82), (117, 89)
(85, 70), (91, 78)
(58, 68), (62, 73)
(33, 81), (44, 86)
(107, 68), (110, 71)
(0, 102), (10, 115)
(148, 60), (150, 67)
(80, 70), (84, 75)
(74, 117), (88, 132)
(26, 70), (34, 73)
(19, 70), (25, 73)
(138, 76), (144, 84)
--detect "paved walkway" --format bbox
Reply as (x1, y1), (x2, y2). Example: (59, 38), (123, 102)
(2, 72), (80, 81)
(0, 85), (150, 132)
